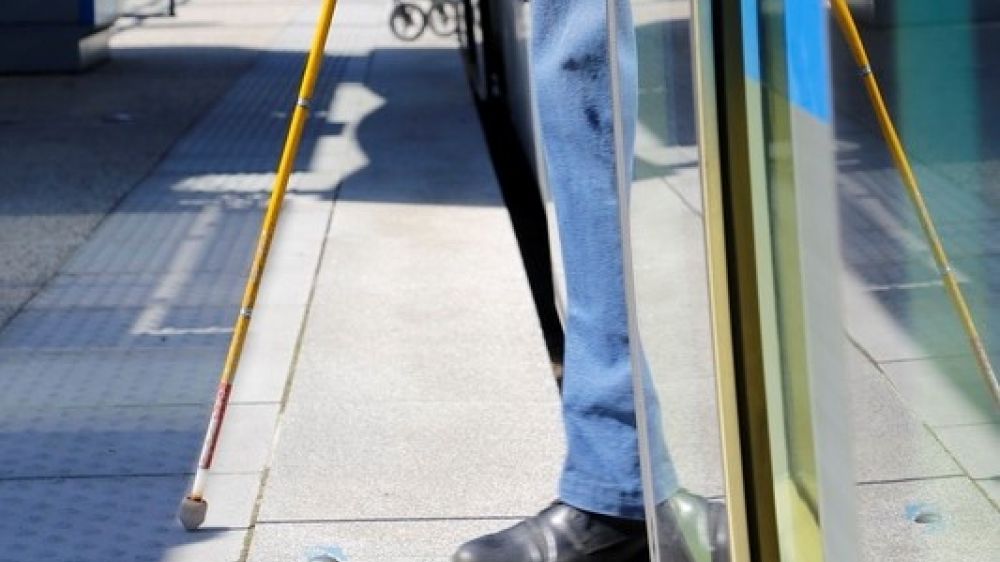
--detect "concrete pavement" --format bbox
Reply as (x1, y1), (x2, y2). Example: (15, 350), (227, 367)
(0, 0), (310, 328)
(1, 1), (996, 561)
(0, 1), (560, 560)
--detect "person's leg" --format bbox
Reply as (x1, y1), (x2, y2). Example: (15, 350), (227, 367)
(531, 0), (677, 518)
(452, 2), (728, 560)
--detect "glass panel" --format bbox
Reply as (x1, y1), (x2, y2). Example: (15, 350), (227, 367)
(830, 1), (1000, 560)
(749, 1), (850, 558)
(699, 0), (999, 559)
(656, 0), (857, 559)
(628, 1), (1000, 560)
(729, 1), (860, 559)
(626, 1), (733, 560)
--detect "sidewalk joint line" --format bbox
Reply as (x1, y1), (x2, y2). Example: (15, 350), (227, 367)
(256, 515), (531, 525)
(856, 474), (969, 487)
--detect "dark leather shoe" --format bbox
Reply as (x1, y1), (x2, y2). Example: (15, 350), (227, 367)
(451, 502), (649, 562)
(452, 492), (730, 562)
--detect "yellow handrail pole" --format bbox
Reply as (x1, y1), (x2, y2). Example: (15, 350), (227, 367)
(831, 0), (1000, 408)
(178, 0), (341, 531)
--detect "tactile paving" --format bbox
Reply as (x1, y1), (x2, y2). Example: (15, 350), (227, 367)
(0, 1), (392, 560)
(0, 306), (235, 350)
(0, 476), (185, 562)
(0, 475), (251, 562)
(0, 349), (225, 409)
(62, 208), (261, 275)
(0, 405), (208, 479)
(161, 36), (353, 175)
(30, 272), (247, 310)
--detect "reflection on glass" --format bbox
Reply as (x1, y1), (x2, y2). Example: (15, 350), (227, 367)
(686, 0), (856, 560)
(628, 1), (730, 560)
(751, 1), (832, 558)
(629, 0), (999, 560)
(832, 1), (1000, 561)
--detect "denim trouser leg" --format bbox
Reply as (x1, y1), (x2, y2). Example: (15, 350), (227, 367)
(531, 0), (679, 519)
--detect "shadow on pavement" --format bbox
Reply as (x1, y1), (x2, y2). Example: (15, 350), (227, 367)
(0, 41), (505, 561)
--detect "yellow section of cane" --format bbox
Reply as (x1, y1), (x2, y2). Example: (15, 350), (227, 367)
(180, 0), (341, 530)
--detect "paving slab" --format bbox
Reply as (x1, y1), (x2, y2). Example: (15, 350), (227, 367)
(0, 348), (224, 409)
(632, 176), (716, 383)
(843, 282), (972, 362)
(978, 478), (1000, 507)
(229, 304), (311, 405)
(61, 206), (262, 276)
(881, 357), (1000, 428)
(289, 335), (556, 405)
(0, 473), (257, 562)
(242, 4), (562, 558)
(846, 346), (961, 483)
(30, 271), (248, 309)
(934, 424), (1000, 480)
(856, 477), (1000, 562)
(0, 405), (207, 479)
(50, 189), (335, 295)
(211, 403), (283, 475)
(247, 519), (521, 562)
(629, 170), (724, 497)
(0, 305), (236, 350)
(655, 375), (725, 497)
(259, 401), (562, 522)
(28, 267), (315, 310)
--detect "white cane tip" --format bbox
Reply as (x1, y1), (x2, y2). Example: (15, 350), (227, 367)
(178, 496), (208, 531)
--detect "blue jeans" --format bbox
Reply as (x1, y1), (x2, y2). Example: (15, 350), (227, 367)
(532, 0), (679, 519)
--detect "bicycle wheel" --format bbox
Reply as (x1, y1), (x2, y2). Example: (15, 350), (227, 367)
(389, 2), (426, 41)
(427, 1), (458, 36)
